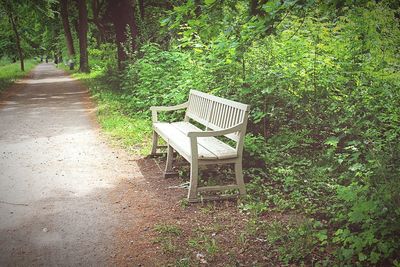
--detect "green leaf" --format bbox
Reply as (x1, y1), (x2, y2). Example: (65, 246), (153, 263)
(160, 17), (170, 26)
(324, 136), (339, 147)
(262, 0), (281, 13)
(341, 248), (355, 260)
(204, 0), (216, 5)
(358, 252), (367, 261)
(316, 230), (328, 242)
(349, 163), (363, 172)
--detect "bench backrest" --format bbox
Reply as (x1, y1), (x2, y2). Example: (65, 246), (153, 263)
(185, 90), (250, 143)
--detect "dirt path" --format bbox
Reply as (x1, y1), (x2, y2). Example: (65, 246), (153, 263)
(0, 63), (148, 265)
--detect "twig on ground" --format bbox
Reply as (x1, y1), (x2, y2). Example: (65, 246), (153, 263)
(0, 200), (29, 206)
(168, 182), (190, 189)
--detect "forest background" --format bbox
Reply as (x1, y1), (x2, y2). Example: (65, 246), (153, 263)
(1, 0), (399, 265)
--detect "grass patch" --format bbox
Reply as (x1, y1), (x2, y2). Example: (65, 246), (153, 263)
(154, 223), (182, 254)
(62, 66), (153, 155)
(0, 59), (38, 93)
(97, 113), (151, 154)
(188, 232), (219, 257)
(154, 223), (182, 236)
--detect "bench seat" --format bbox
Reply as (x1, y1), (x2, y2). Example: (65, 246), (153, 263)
(154, 122), (237, 161)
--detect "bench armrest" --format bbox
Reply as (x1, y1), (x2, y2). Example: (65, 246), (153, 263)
(150, 102), (188, 122)
(187, 123), (243, 138)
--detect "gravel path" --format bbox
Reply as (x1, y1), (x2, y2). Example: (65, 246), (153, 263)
(0, 63), (136, 265)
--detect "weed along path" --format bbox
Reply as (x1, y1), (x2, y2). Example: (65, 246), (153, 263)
(0, 63), (142, 265)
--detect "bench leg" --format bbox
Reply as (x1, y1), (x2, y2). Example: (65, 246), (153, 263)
(235, 161), (246, 196)
(164, 145), (176, 178)
(188, 161), (199, 202)
(150, 131), (158, 155)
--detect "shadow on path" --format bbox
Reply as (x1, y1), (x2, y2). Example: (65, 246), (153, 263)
(0, 63), (162, 265)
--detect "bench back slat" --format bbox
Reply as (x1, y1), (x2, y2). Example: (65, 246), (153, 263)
(186, 93), (210, 126)
(186, 90), (250, 142)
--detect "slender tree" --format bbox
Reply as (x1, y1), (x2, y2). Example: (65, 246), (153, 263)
(91, 0), (106, 45)
(60, 0), (75, 56)
(249, 0), (270, 17)
(76, 0), (89, 72)
(194, 0), (201, 17)
(138, 0), (144, 20)
(107, 0), (138, 70)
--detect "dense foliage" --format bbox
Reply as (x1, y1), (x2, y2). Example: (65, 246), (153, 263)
(0, 0), (59, 67)
(116, 1), (400, 265)
(2, 0), (399, 265)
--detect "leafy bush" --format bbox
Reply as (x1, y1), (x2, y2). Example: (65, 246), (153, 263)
(121, 43), (194, 113)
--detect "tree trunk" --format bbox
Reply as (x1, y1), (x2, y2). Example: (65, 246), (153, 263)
(60, 0), (75, 56)
(194, 0), (201, 17)
(76, 0), (89, 72)
(9, 13), (24, 71)
(249, 0), (267, 16)
(108, 0), (138, 70)
(249, 0), (258, 16)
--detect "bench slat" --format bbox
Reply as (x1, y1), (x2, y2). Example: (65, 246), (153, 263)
(154, 123), (216, 160)
(186, 91), (249, 143)
(172, 122), (237, 160)
(197, 184), (240, 192)
(189, 90), (249, 111)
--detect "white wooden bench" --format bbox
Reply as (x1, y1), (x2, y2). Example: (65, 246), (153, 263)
(150, 90), (250, 202)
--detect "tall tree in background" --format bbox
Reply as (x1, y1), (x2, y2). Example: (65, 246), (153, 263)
(249, 0), (268, 16)
(138, 0), (144, 20)
(1, 0), (24, 71)
(108, 0), (138, 70)
(60, 0), (75, 57)
(91, 0), (106, 45)
(76, 0), (89, 72)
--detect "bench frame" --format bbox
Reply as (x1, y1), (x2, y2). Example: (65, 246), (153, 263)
(150, 90), (250, 202)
